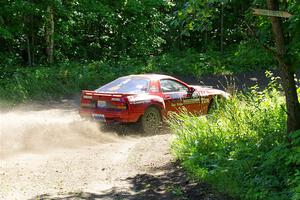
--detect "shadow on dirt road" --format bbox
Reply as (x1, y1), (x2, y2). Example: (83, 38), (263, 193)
(29, 162), (233, 200)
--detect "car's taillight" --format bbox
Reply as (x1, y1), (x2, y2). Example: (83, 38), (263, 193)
(110, 103), (127, 110)
(80, 96), (96, 108)
(81, 102), (96, 108)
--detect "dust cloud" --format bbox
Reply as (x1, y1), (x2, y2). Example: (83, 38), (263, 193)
(0, 107), (119, 157)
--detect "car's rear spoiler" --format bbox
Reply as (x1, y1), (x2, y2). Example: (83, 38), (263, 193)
(81, 90), (134, 102)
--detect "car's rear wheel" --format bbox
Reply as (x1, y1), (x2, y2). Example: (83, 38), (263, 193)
(141, 107), (162, 135)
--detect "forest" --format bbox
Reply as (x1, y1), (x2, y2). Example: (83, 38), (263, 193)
(1, 0), (299, 101)
(0, 0), (300, 199)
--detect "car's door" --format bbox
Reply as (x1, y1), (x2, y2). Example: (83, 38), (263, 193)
(160, 79), (202, 115)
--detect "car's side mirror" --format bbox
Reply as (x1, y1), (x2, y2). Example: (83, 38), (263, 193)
(188, 87), (195, 94)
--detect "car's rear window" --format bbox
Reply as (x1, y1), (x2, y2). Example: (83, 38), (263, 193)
(95, 77), (150, 94)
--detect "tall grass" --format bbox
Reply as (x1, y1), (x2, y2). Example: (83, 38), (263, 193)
(170, 77), (300, 200)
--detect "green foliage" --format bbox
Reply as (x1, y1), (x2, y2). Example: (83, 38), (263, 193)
(146, 49), (220, 76)
(0, 47), (275, 104)
(0, 0), (299, 69)
(0, 62), (116, 103)
(287, 2), (300, 71)
(0, 0), (169, 65)
(169, 77), (300, 199)
(226, 41), (275, 71)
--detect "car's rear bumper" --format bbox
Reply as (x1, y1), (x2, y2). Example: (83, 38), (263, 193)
(79, 108), (142, 123)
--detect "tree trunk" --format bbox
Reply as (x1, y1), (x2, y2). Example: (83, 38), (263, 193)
(26, 35), (32, 66)
(204, 30), (208, 50)
(45, 5), (54, 64)
(220, 1), (224, 54)
(267, 0), (300, 134)
(0, 16), (4, 25)
(31, 30), (35, 66)
(30, 15), (35, 66)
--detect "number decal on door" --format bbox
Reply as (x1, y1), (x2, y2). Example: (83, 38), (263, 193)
(200, 97), (210, 104)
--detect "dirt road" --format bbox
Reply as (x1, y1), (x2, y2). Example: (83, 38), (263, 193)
(0, 103), (231, 200)
(0, 105), (171, 199)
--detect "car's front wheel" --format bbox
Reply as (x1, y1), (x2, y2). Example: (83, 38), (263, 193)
(141, 107), (162, 135)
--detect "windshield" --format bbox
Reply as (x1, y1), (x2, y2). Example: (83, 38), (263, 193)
(95, 77), (150, 94)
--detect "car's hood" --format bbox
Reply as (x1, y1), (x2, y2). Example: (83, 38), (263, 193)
(190, 85), (230, 99)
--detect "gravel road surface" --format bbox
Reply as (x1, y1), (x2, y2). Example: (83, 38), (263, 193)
(0, 106), (175, 200)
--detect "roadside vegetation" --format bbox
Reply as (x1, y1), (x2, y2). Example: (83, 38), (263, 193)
(0, 47), (273, 104)
(170, 75), (300, 200)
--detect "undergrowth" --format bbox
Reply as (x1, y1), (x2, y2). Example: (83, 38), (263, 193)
(0, 62), (115, 103)
(169, 75), (300, 200)
(0, 49), (271, 104)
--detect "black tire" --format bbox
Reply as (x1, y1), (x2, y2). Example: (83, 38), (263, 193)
(141, 107), (162, 135)
(208, 99), (215, 114)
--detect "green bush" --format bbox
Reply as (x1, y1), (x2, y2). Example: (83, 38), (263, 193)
(225, 41), (275, 72)
(169, 76), (300, 200)
(0, 62), (117, 103)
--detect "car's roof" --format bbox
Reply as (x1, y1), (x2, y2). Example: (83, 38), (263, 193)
(122, 74), (175, 80)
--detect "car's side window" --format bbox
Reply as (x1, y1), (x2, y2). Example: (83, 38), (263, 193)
(160, 79), (189, 93)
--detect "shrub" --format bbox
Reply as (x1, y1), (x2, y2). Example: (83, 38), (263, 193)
(0, 62), (116, 103)
(226, 41), (275, 72)
(169, 76), (300, 200)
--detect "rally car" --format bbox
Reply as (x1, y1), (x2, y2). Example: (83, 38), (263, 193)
(79, 74), (229, 134)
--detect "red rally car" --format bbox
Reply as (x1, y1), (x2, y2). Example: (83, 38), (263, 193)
(79, 74), (229, 133)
